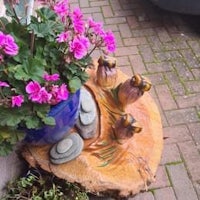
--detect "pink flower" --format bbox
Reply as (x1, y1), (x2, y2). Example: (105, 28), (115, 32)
(26, 81), (41, 94)
(102, 31), (116, 53)
(0, 32), (19, 56)
(69, 36), (90, 59)
(56, 31), (70, 43)
(11, 95), (24, 107)
(88, 18), (104, 35)
(71, 7), (85, 34)
(43, 73), (60, 81)
(57, 84), (69, 100)
(0, 32), (5, 47)
(3, 34), (19, 56)
(54, 0), (69, 17)
(0, 81), (9, 87)
(26, 82), (52, 104)
(49, 84), (69, 105)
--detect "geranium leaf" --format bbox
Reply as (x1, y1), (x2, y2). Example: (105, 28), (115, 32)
(0, 107), (24, 127)
(42, 117), (55, 126)
(68, 77), (82, 93)
(25, 116), (40, 129)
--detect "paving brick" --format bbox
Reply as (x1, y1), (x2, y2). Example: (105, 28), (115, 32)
(127, 16), (140, 29)
(146, 62), (173, 73)
(166, 164), (198, 200)
(175, 93), (200, 108)
(109, 0), (122, 11)
(165, 72), (186, 96)
(181, 49), (200, 69)
(117, 56), (130, 67)
(194, 181), (200, 199)
(129, 192), (154, 200)
(129, 55), (147, 74)
(178, 141), (200, 182)
(92, 12), (104, 22)
(114, 32), (124, 47)
(155, 27), (172, 43)
(119, 66), (134, 76)
(145, 73), (165, 85)
(119, 23), (132, 38)
(172, 60), (194, 81)
(133, 28), (156, 37)
(187, 122), (200, 144)
(191, 69), (200, 80)
(82, 7), (101, 14)
(185, 81), (200, 93)
(79, 0), (89, 7)
(90, 1), (109, 7)
(154, 187), (176, 200)
(163, 125), (192, 144)
(165, 108), (200, 126)
(123, 37), (147, 46)
(114, 10), (134, 17)
(102, 6), (114, 18)
(164, 41), (189, 51)
(155, 51), (183, 62)
(149, 166), (170, 189)
(160, 144), (182, 165)
(138, 45), (156, 63)
(155, 84), (177, 110)
(188, 40), (200, 58)
(105, 17), (126, 24)
(147, 36), (164, 52)
(115, 46), (138, 56)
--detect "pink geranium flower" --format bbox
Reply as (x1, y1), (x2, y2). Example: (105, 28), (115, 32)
(3, 34), (19, 56)
(71, 7), (85, 34)
(11, 95), (24, 107)
(0, 32), (5, 47)
(0, 32), (19, 56)
(54, 0), (69, 22)
(69, 36), (90, 59)
(56, 31), (70, 43)
(57, 83), (69, 101)
(102, 31), (116, 53)
(26, 81), (41, 94)
(0, 81), (9, 87)
(49, 84), (69, 105)
(88, 18), (104, 35)
(43, 73), (60, 81)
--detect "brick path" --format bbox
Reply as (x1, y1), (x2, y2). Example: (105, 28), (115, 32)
(72, 0), (200, 199)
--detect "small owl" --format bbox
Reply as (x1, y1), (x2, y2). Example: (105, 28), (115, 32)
(114, 113), (142, 140)
(117, 74), (151, 109)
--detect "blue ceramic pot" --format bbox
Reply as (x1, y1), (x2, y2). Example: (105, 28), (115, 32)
(24, 90), (80, 144)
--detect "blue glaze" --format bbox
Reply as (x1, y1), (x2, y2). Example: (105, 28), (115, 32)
(24, 90), (80, 144)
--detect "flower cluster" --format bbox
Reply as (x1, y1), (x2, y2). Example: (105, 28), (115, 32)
(26, 74), (69, 105)
(0, 0), (116, 155)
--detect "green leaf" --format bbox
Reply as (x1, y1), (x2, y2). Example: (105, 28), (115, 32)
(42, 117), (55, 126)
(25, 116), (40, 129)
(0, 107), (24, 127)
(68, 77), (82, 93)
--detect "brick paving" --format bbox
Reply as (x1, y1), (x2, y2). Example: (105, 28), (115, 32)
(72, 0), (200, 199)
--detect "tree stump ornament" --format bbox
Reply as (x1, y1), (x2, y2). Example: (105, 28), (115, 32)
(22, 59), (163, 198)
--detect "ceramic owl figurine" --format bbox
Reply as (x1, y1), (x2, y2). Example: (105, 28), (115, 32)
(96, 55), (117, 89)
(117, 74), (151, 109)
(114, 113), (142, 140)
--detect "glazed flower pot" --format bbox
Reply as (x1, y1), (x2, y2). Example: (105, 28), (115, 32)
(24, 90), (80, 145)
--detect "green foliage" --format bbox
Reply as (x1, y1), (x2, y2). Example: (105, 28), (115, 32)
(0, 127), (24, 156)
(2, 168), (89, 200)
